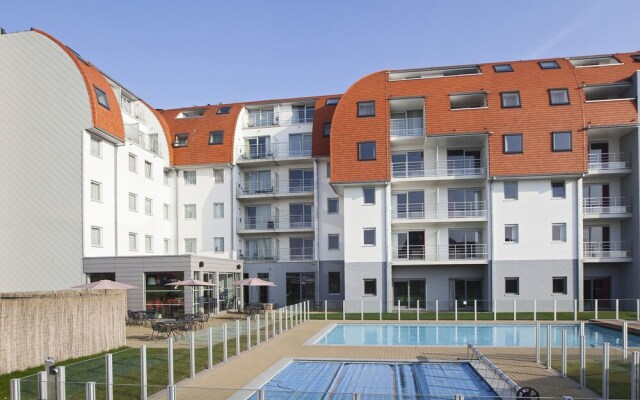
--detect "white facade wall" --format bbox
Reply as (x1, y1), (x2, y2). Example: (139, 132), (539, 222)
(342, 185), (387, 263)
(316, 158), (344, 261)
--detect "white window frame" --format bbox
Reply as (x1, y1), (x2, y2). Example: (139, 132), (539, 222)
(90, 181), (102, 202)
(91, 226), (102, 247)
(184, 238), (197, 253)
(505, 224), (519, 243)
(363, 187), (375, 205)
(129, 193), (138, 212)
(90, 136), (102, 158)
(145, 161), (153, 179)
(214, 237), (224, 253)
(128, 153), (137, 173)
(163, 203), (170, 220)
(363, 228), (376, 246)
(129, 232), (138, 251)
(145, 235), (153, 253)
(504, 181), (518, 200)
(145, 198), (153, 216)
(184, 170), (197, 185)
(184, 204), (196, 219)
(164, 238), (170, 254)
(213, 203), (224, 218)
(552, 223), (567, 242)
(214, 169), (224, 183)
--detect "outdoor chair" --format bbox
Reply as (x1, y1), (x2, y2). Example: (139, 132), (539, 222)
(151, 321), (171, 340)
(193, 313), (209, 329)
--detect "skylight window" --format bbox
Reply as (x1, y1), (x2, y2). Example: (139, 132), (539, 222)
(493, 64), (513, 73)
(177, 109), (206, 119)
(632, 54), (640, 62)
(326, 98), (340, 106)
(216, 106), (231, 114)
(539, 61), (560, 69)
(94, 86), (110, 109)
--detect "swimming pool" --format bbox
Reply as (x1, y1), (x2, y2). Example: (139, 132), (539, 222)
(253, 360), (498, 399)
(313, 323), (640, 347)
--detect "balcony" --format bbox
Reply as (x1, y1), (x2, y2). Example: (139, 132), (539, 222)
(392, 202), (487, 221)
(237, 215), (314, 233)
(237, 142), (312, 163)
(236, 179), (314, 198)
(588, 153), (630, 173)
(583, 197), (631, 218)
(390, 117), (424, 137)
(243, 108), (314, 129)
(124, 124), (163, 158)
(391, 160), (486, 180)
(237, 248), (314, 262)
(583, 241), (631, 261)
(392, 244), (487, 263)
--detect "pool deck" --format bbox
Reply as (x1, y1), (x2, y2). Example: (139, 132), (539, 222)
(167, 319), (600, 399)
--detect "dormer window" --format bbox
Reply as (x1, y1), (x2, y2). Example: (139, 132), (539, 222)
(209, 130), (224, 145)
(569, 55), (620, 67)
(174, 133), (189, 147)
(632, 54), (640, 62)
(450, 92), (487, 110)
(493, 64), (513, 73)
(94, 86), (110, 109)
(177, 109), (205, 119)
(216, 106), (231, 114)
(326, 98), (340, 106)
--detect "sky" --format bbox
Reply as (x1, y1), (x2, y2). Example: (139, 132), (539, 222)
(2, 0), (639, 110)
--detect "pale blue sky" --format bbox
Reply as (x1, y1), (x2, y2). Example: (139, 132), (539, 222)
(2, 0), (638, 109)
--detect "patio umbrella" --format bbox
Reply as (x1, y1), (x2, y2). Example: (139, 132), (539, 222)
(164, 279), (217, 287)
(232, 277), (276, 287)
(72, 280), (136, 290)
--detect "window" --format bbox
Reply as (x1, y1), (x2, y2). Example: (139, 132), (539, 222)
(358, 141), (376, 160)
(493, 64), (513, 72)
(364, 279), (377, 296)
(129, 233), (138, 251)
(326, 98), (339, 106)
(569, 56), (620, 67)
(633, 54), (640, 62)
(94, 86), (110, 109)
(163, 203), (169, 220)
(552, 223), (567, 242)
(504, 181), (518, 200)
(450, 92), (487, 109)
(553, 277), (567, 294)
(174, 133), (189, 147)
(389, 65), (481, 80)
(505, 225), (519, 243)
(216, 106), (231, 114)
(128, 193), (137, 212)
(214, 237), (224, 252)
(144, 161), (152, 179)
(184, 170), (196, 185)
(292, 105), (315, 124)
(327, 198), (339, 214)
(323, 122), (331, 137)
(552, 131), (572, 151)
(184, 204), (196, 219)
(178, 109), (205, 118)
(363, 228), (376, 246)
(145, 235), (153, 253)
(501, 92), (521, 108)
(214, 169), (224, 183)
(328, 272), (341, 294)
(363, 187), (375, 204)
(328, 234), (340, 250)
(551, 181), (566, 198)
(584, 83), (634, 101)
(539, 60), (560, 69)
(91, 226), (102, 247)
(144, 198), (153, 215)
(163, 171), (169, 185)
(90, 136), (102, 157)
(326, 162), (331, 178)
(209, 130), (224, 145)
(184, 238), (197, 253)
(213, 203), (224, 218)
(128, 153), (137, 172)
(505, 277), (519, 295)
(90, 181), (101, 202)
(164, 239), (170, 254)
(549, 89), (570, 105)
(357, 101), (375, 117)
(504, 134), (523, 153)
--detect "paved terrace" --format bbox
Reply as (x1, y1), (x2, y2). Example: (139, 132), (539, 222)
(128, 318), (601, 399)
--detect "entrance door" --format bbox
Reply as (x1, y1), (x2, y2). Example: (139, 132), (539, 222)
(257, 273), (270, 303)
(452, 279), (482, 309)
(584, 277), (612, 310)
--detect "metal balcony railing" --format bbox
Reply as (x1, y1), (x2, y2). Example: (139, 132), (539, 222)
(237, 247), (315, 262)
(392, 244), (488, 261)
(236, 179), (314, 196)
(237, 215), (314, 231)
(243, 108), (314, 128)
(588, 153), (631, 171)
(237, 142), (312, 161)
(392, 160), (485, 179)
(124, 124), (163, 157)
(583, 241), (631, 259)
(390, 117), (424, 137)
(392, 202), (487, 220)
(583, 197), (631, 215)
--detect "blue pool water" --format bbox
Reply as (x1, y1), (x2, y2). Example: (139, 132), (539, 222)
(256, 361), (496, 399)
(314, 323), (640, 347)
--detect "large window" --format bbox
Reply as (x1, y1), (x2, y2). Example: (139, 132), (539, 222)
(292, 105), (314, 124)
(505, 277), (519, 295)
(504, 134), (523, 153)
(551, 181), (566, 198)
(174, 133), (189, 147)
(357, 101), (375, 117)
(358, 141), (376, 160)
(208, 130), (224, 145)
(364, 279), (377, 295)
(549, 89), (570, 105)
(214, 169), (224, 183)
(214, 237), (224, 252)
(363, 228), (376, 246)
(289, 169), (313, 192)
(552, 131), (572, 152)
(184, 238), (197, 253)
(289, 133), (312, 157)
(450, 92), (487, 109)
(328, 272), (341, 294)
(501, 92), (521, 108)
(289, 237), (314, 260)
(145, 271), (185, 318)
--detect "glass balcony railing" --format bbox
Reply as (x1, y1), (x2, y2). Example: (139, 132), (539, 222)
(583, 197), (631, 215)
(588, 153), (630, 171)
(392, 160), (485, 179)
(390, 117), (424, 137)
(237, 215), (314, 231)
(392, 244), (487, 261)
(583, 241), (631, 259)
(237, 142), (312, 161)
(392, 202), (487, 220)
(237, 247), (314, 262)
(236, 179), (314, 196)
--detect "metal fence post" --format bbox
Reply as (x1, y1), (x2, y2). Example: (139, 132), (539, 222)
(454, 300), (458, 321)
(632, 351), (639, 400)
(189, 331), (196, 378)
(207, 327), (213, 368)
(580, 335), (586, 387)
(416, 300), (420, 321)
(166, 384), (176, 400)
(616, 299), (620, 320)
(236, 318), (242, 353)
(285, 307), (289, 330)
(56, 365), (66, 400)
(637, 299), (640, 322)
(379, 300), (383, 320)
(222, 323), (228, 362)
(258, 389), (265, 400)
(10, 379), (19, 400)
(553, 299), (557, 321)
(85, 381), (96, 400)
(546, 325), (552, 370)
(264, 311), (269, 342)
(603, 342), (610, 400)
(533, 299), (537, 322)
(561, 330), (567, 377)
(397, 300), (401, 321)
(168, 337), (174, 385)
(256, 315), (261, 346)
(37, 371), (47, 400)
(343, 300), (346, 321)
(278, 309), (282, 335)
(595, 299), (599, 320)
(513, 299), (516, 321)
(535, 321), (540, 364)
(574, 299), (578, 321)
(474, 300), (477, 321)
(624, 321), (629, 361)
(435, 300), (439, 321)
(247, 317), (252, 350)
(324, 300), (328, 320)
(493, 299), (497, 321)
(141, 345), (148, 400)
(105, 354), (113, 400)
(361, 300), (364, 321)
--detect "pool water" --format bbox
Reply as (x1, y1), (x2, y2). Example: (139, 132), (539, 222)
(314, 323), (640, 347)
(256, 360), (497, 399)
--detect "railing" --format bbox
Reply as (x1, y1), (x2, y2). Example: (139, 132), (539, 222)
(392, 201), (487, 220)
(392, 244), (488, 261)
(583, 241), (631, 259)
(390, 117), (424, 137)
(237, 215), (314, 231)
(236, 179), (314, 196)
(124, 124), (163, 157)
(238, 248), (314, 262)
(392, 159), (485, 178)
(237, 141), (312, 161)
(583, 197), (631, 215)
(243, 109), (314, 128)
(588, 152), (630, 171)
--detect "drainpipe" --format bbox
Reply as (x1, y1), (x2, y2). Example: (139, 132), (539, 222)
(229, 163), (235, 257)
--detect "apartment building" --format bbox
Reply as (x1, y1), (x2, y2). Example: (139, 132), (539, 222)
(1, 28), (639, 313)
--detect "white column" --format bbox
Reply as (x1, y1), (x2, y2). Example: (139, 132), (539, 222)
(141, 345), (148, 400)
(168, 338), (174, 385)
(105, 354), (113, 400)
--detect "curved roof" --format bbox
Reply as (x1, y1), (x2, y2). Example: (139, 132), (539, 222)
(311, 95), (342, 157)
(32, 29), (125, 141)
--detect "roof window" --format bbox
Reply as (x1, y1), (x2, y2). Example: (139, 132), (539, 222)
(177, 109), (206, 119)
(493, 64), (513, 73)
(173, 133), (189, 147)
(389, 65), (481, 81)
(216, 106), (231, 114)
(539, 61), (560, 69)
(94, 86), (110, 109)
(326, 98), (340, 106)
(569, 55), (620, 67)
